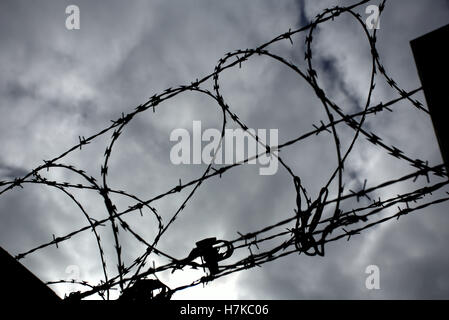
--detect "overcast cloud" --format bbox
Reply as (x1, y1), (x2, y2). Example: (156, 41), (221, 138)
(1, 0), (449, 299)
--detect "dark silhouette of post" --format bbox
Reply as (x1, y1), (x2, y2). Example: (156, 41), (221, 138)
(0, 247), (61, 302)
(411, 24), (449, 177)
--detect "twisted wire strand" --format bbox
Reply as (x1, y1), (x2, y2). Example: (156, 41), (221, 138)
(1, 0), (448, 300)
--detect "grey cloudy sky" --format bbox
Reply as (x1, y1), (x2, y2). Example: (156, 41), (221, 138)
(1, 0), (449, 299)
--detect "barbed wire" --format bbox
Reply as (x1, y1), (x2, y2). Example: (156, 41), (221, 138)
(1, 0), (448, 300)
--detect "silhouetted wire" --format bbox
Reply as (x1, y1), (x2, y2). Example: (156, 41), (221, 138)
(0, 0), (448, 300)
